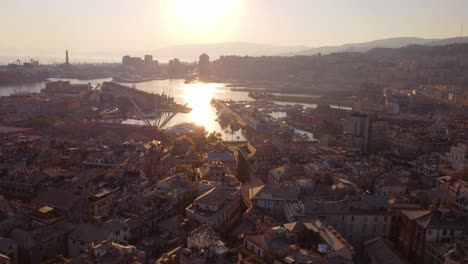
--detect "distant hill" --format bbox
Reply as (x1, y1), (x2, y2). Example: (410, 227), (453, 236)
(205, 43), (468, 92)
(285, 37), (468, 56)
(425, 37), (468, 46)
(145, 42), (308, 61)
(143, 37), (468, 61)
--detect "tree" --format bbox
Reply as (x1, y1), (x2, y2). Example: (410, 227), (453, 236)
(207, 131), (218, 143)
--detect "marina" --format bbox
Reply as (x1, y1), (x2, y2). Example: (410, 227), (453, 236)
(0, 78), (319, 140)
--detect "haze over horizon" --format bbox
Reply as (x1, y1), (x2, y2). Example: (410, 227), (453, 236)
(1, 0), (468, 57)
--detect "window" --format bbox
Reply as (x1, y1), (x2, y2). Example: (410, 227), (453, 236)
(443, 229), (447, 236)
(373, 224), (377, 233)
(349, 224), (354, 232)
(257, 249), (261, 256)
(362, 224), (367, 233)
(450, 230), (455, 236)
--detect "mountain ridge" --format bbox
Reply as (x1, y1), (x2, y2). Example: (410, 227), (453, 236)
(285, 36), (468, 56)
(144, 42), (308, 61)
(141, 37), (468, 60)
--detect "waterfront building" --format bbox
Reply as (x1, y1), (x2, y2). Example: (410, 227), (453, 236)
(198, 53), (210, 79)
(122, 54), (159, 74)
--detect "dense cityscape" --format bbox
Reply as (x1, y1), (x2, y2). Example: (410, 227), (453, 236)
(1, 1), (468, 264)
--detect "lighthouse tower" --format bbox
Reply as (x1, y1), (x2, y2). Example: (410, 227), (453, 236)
(65, 50), (70, 65)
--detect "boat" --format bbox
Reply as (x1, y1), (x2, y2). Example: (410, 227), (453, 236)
(184, 74), (198, 84)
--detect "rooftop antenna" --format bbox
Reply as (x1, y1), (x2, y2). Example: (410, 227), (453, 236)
(461, 24), (464, 42)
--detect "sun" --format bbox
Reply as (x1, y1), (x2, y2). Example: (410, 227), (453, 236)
(170, 0), (237, 27)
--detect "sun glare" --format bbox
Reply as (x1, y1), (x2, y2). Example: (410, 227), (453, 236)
(182, 83), (219, 128)
(170, 0), (237, 27)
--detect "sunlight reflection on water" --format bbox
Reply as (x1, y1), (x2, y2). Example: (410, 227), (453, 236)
(133, 80), (252, 140)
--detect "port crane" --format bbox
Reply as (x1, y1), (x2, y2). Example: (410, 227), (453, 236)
(129, 83), (187, 128)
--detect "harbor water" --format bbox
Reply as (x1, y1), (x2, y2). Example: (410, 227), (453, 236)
(0, 78), (317, 140)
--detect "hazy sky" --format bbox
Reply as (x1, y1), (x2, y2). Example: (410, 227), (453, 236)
(1, 0), (467, 55)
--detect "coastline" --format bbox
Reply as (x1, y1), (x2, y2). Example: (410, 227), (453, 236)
(252, 94), (353, 107)
(1, 75), (352, 108)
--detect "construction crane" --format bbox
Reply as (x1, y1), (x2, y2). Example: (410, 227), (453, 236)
(7, 59), (22, 68)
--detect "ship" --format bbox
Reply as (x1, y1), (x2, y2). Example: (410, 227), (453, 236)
(184, 73), (198, 84)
